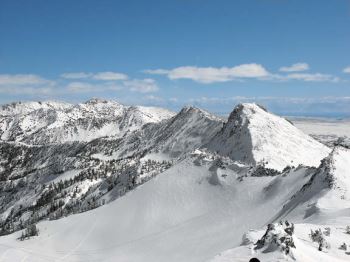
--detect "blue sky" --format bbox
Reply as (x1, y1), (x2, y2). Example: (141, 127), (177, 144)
(0, 0), (349, 116)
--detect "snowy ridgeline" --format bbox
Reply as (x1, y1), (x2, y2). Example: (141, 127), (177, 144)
(0, 99), (349, 262)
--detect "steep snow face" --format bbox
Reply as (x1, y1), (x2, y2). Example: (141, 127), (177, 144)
(143, 106), (223, 157)
(207, 103), (331, 171)
(0, 99), (175, 144)
(274, 147), (350, 221)
(315, 147), (350, 210)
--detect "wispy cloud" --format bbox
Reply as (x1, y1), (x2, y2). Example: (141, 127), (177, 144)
(0, 73), (158, 97)
(124, 79), (158, 93)
(0, 74), (54, 86)
(145, 63), (340, 83)
(279, 63), (309, 72)
(0, 74), (56, 96)
(66, 82), (122, 93)
(92, 72), (128, 81)
(60, 72), (91, 79)
(343, 66), (350, 74)
(0, 86), (55, 95)
(0, 63), (344, 104)
(145, 64), (270, 83)
(143, 95), (164, 102)
(66, 79), (157, 94)
(285, 73), (339, 82)
(61, 71), (128, 81)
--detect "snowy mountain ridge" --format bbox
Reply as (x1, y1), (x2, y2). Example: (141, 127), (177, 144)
(0, 98), (175, 144)
(0, 100), (72, 116)
(0, 99), (349, 262)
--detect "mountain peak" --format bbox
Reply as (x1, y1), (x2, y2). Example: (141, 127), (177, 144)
(206, 103), (331, 171)
(84, 98), (110, 104)
(178, 105), (221, 121)
(179, 105), (202, 114)
(82, 98), (123, 107)
(227, 103), (268, 122)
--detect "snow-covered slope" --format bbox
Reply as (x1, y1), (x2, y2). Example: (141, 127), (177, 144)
(273, 146), (350, 221)
(206, 103), (331, 171)
(0, 102), (222, 239)
(212, 147), (350, 262)
(1, 150), (343, 262)
(0, 99), (175, 144)
(0, 100), (348, 262)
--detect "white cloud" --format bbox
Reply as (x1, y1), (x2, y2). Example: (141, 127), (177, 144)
(143, 95), (164, 102)
(145, 64), (270, 83)
(227, 64), (270, 78)
(0, 86), (55, 95)
(143, 69), (169, 75)
(279, 63), (309, 72)
(66, 82), (122, 93)
(66, 78), (158, 94)
(61, 71), (128, 81)
(92, 72), (128, 81)
(146, 64), (342, 83)
(60, 72), (92, 79)
(343, 66), (350, 73)
(124, 79), (159, 93)
(0, 74), (53, 86)
(66, 82), (97, 93)
(0, 74), (56, 96)
(286, 73), (339, 82)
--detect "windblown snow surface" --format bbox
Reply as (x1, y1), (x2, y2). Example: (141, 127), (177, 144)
(0, 100), (349, 262)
